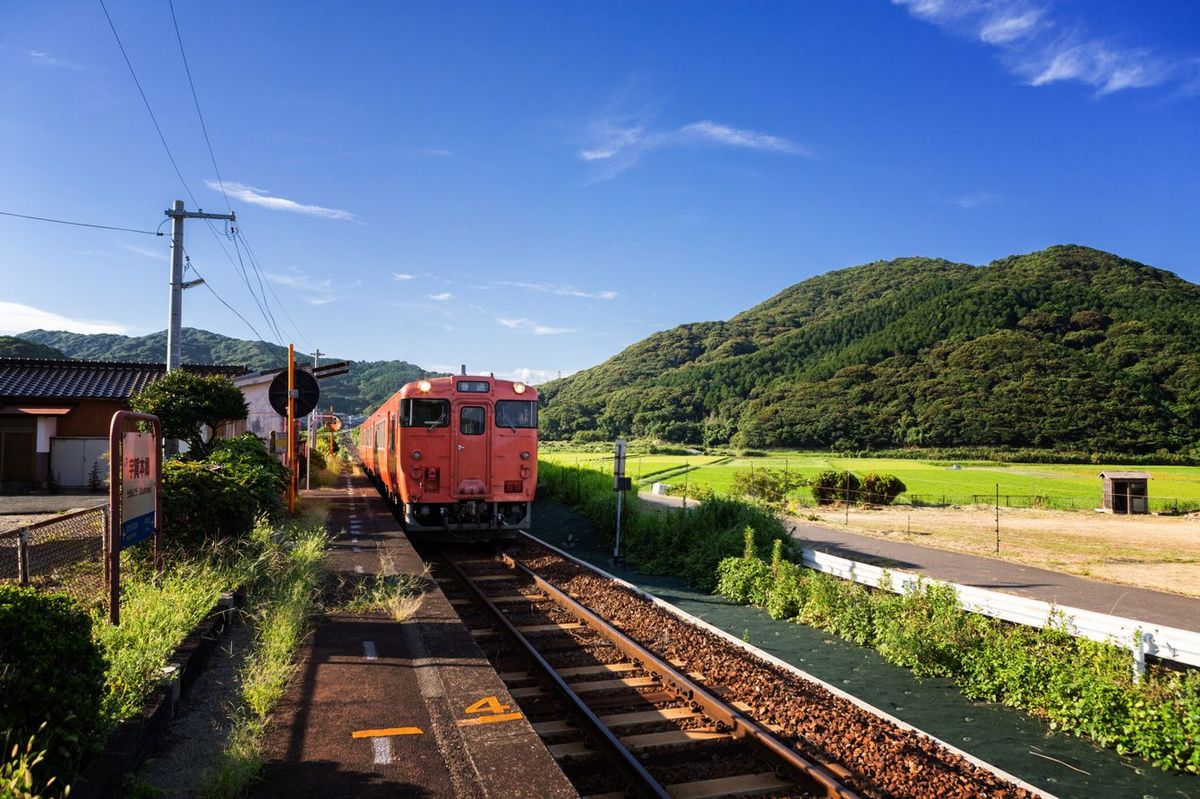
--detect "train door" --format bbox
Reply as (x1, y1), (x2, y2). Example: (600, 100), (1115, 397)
(386, 411), (397, 495)
(452, 404), (490, 495)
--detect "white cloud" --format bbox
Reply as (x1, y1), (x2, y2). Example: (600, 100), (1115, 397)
(496, 317), (577, 336)
(893, 0), (1189, 95)
(492, 281), (618, 300)
(952, 190), (1000, 209)
(120, 243), (164, 259)
(420, 148), (454, 157)
(29, 50), (78, 69)
(579, 114), (809, 178)
(208, 180), (356, 221)
(495, 367), (570, 385)
(266, 269), (338, 305)
(0, 301), (129, 335)
(430, 292), (453, 301)
(392, 272), (415, 281)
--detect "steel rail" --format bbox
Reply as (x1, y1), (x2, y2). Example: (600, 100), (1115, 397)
(499, 551), (863, 799)
(443, 554), (671, 799)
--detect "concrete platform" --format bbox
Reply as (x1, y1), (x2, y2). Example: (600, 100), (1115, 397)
(639, 491), (1200, 632)
(256, 473), (576, 799)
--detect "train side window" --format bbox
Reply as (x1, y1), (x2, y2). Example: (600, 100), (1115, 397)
(401, 398), (449, 427)
(460, 406), (485, 435)
(495, 400), (537, 429)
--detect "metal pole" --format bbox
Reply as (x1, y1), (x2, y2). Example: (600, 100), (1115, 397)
(995, 483), (1000, 555)
(306, 349), (323, 492)
(288, 344), (296, 514)
(108, 415), (121, 625)
(613, 489), (623, 560)
(17, 529), (29, 586)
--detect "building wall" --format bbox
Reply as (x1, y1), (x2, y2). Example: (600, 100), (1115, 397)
(57, 400), (131, 437)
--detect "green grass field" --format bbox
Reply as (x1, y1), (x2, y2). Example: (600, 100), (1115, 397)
(539, 448), (1200, 510)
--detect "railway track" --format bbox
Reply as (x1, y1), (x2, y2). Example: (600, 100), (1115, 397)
(443, 546), (858, 799)
(436, 536), (1042, 799)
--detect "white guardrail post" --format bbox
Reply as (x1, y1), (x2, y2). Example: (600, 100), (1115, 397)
(799, 547), (1200, 679)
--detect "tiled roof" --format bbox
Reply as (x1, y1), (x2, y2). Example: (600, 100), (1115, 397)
(0, 358), (246, 401)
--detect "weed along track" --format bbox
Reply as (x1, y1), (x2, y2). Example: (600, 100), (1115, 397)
(434, 536), (1043, 799)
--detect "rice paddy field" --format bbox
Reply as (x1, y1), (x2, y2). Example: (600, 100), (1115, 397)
(538, 448), (1200, 511)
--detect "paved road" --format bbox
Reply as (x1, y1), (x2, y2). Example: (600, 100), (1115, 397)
(639, 492), (1200, 632)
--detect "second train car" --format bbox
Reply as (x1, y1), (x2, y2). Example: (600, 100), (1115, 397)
(358, 374), (538, 540)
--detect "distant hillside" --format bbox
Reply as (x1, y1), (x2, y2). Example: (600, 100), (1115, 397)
(539, 245), (1200, 454)
(17, 328), (442, 415)
(0, 335), (67, 359)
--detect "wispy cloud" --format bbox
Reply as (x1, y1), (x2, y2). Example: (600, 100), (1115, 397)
(496, 367), (569, 384)
(952, 190), (1001, 209)
(392, 272), (415, 281)
(208, 180), (356, 221)
(579, 111), (810, 178)
(894, 0), (1194, 95)
(120, 242), (165, 259)
(29, 50), (79, 69)
(0, 301), (129, 335)
(497, 318), (577, 336)
(430, 292), (454, 302)
(420, 148), (453, 157)
(266, 269), (340, 305)
(492, 281), (618, 300)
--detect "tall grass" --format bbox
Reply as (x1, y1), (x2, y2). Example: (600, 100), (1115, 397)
(208, 515), (329, 797)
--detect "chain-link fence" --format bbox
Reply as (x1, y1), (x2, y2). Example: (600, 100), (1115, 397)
(0, 506), (107, 606)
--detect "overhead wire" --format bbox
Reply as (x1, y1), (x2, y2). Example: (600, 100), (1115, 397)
(184, 252), (265, 342)
(0, 209), (161, 236)
(103, 0), (286, 346)
(234, 227), (314, 349)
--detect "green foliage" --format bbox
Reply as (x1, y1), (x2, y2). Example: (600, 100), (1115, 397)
(540, 246), (1200, 455)
(810, 469), (860, 505)
(538, 461), (793, 592)
(130, 371), (247, 457)
(1, 725), (66, 799)
(0, 336), (67, 359)
(730, 466), (802, 503)
(715, 551), (1200, 774)
(161, 435), (285, 547)
(0, 587), (105, 781)
(862, 472), (906, 504)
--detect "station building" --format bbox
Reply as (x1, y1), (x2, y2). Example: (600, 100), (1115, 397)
(0, 357), (245, 492)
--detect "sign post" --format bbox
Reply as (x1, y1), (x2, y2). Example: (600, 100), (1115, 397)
(107, 411), (162, 625)
(612, 439), (631, 563)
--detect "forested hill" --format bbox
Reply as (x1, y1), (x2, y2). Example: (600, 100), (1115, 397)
(0, 335), (67, 359)
(538, 245), (1200, 454)
(16, 327), (441, 416)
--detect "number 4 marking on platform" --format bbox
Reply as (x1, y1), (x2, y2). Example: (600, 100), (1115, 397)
(465, 695), (510, 715)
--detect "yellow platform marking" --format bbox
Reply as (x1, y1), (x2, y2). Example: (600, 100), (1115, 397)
(456, 711), (524, 727)
(465, 695), (510, 715)
(351, 726), (423, 738)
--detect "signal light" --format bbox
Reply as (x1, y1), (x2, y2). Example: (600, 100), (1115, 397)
(513, 382), (526, 394)
(417, 380), (432, 393)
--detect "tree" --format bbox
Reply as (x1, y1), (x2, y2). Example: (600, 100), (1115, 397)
(130, 371), (248, 457)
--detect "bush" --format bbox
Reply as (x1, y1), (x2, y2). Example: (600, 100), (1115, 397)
(862, 473), (906, 504)
(0, 586), (106, 781)
(163, 435), (286, 547)
(731, 466), (803, 504)
(810, 469), (861, 504)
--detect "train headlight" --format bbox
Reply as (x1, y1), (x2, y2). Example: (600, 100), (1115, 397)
(520, 450), (530, 460)
(513, 382), (526, 394)
(411, 450), (422, 460)
(417, 380), (432, 393)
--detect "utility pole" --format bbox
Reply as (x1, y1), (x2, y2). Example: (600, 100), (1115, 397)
(305, 348), (323, 491)
(287, 344), (296, 515)
(165, 200), (236, 372)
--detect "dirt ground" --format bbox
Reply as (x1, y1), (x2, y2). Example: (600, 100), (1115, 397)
(804, 505), (1200, 598)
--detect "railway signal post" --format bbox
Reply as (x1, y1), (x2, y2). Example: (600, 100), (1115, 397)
(612, 438), (631, 564)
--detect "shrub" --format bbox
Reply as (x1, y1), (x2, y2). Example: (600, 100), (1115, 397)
(862, 472), (906, 504)
(0, 586), (106, 781)
(730, 466), (802, 504)
(163, 435), (286, 547)
(810, 469), (861, 505)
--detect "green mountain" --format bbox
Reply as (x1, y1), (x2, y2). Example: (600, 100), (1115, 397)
(539, 245), (1200, 454)
(16, 327), (442, 416)
(0, 335), (68, 359)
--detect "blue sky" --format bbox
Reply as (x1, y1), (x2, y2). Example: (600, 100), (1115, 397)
(2, 1), (1198, 382)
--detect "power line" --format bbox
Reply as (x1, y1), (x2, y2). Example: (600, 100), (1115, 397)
(229, 227), (285, 342)
(184, 253), (265, 342)
(98, 0), (198, 207)
(168, 0), (230, 212)
(235, 227), (314, 349)
(0, 209), (162, 236)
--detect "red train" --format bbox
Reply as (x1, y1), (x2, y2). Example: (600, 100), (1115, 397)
(357, 374), (538, 540)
